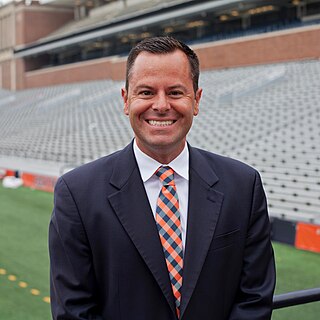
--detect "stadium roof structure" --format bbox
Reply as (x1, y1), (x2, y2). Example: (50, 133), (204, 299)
(34, 0), (191, 42)
(15, 0), (294, 57)
(40, 0), (74, 6)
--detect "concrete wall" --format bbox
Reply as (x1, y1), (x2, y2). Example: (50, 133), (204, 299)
(23, 24), (320, 89)
(0, 1), (73, 90)
(24, 56), (127, 89)
(0, 3), (15, 90)
(195, 24), (320, 70)
(0, 59), (12, 89)
(15, 3), (73, 46)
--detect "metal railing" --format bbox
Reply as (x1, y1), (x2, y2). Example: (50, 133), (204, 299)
(273, 287), (320, 310)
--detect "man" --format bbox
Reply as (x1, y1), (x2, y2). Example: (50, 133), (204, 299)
(49, 36), (276, 320)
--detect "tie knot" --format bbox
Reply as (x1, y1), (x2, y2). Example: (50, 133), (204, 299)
(156, 166), (175, 185)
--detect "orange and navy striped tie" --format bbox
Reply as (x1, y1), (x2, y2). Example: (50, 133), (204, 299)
(155, 166), (183, 318)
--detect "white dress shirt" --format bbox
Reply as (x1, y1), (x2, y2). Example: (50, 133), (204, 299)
(133, 140), (189, 250)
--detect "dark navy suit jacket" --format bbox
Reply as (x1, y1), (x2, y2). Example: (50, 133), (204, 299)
(49, 142), (276, 320)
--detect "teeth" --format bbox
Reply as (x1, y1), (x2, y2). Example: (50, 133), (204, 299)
(148, 120), (174, 126)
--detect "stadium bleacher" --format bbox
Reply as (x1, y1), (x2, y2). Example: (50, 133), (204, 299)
(0, 59), (319, 224)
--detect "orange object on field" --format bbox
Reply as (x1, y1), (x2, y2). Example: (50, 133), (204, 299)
(295, 222), (320, 253)
(6, 170), (15, 177)
(21, 172), (57, 193)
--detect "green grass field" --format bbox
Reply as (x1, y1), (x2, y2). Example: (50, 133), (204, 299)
(0, 184), (319, 320)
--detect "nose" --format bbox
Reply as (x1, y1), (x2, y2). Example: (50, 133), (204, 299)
(152, 92), (170, 113)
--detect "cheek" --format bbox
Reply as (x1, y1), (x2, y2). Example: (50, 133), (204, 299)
(125, 103), (138, 120)
(132, 103), (155, 121)
(128, 106), (144, 126)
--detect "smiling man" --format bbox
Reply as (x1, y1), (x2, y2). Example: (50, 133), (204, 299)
(49, 37), (276, 320)
(122, 48), (201, 164)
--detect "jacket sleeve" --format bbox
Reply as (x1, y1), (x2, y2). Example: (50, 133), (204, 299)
(49, 177), (103, 320)
(228, 171), (276, 320)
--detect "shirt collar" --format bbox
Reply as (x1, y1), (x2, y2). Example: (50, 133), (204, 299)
(133, 139), (189, 182)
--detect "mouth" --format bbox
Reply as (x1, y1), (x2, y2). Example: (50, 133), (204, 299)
(147, 120), (175, 126)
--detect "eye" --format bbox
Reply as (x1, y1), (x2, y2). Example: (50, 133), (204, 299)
(139, 90), (153, 96)
(169, 90), (183, 97)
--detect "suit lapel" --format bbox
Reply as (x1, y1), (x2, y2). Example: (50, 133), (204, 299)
(107, 143), (176, 315)
(180, 147), (224, 318)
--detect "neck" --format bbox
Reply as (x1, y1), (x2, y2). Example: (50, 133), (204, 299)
(136, 141), (186, 164)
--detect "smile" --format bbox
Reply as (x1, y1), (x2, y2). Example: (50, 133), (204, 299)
(148, 120), (175, 126)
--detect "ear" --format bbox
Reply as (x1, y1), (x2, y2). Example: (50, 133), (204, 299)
(121, 88), (129, 115)
(193, 88), (202, 116)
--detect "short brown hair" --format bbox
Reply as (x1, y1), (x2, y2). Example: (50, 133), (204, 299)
(125, 36), (200, 93)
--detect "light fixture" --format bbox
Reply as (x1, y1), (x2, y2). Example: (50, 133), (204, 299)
(219, 15), (228, 21)
(164, 27), (174, 33)
(186, 20), (206, 28)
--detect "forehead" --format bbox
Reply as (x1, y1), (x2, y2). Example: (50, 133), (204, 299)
(129, 50), (192, 83)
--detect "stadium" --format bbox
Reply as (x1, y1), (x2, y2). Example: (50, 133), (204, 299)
(0, 0), (319, 319)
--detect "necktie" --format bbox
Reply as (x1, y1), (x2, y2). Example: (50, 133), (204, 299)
(155, 166), (183, 318)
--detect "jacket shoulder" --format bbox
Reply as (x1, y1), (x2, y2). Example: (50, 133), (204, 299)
(58, 143), (134, 189)
(64, 150), (121, 179)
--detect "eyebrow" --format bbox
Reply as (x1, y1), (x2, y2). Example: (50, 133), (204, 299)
(134, 85), (154, 91)
(167, 85), (188, 91)
(133, 84), (188, 92)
